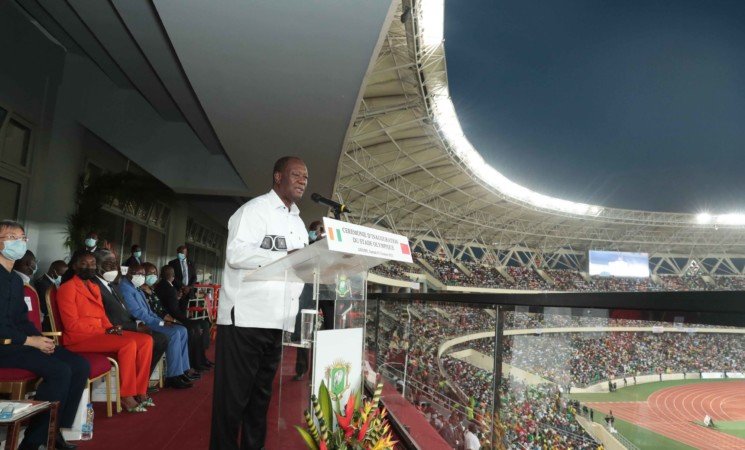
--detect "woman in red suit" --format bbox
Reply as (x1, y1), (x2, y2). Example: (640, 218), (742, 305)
(57, 252), (153, 412)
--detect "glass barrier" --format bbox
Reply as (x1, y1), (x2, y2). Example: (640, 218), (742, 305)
(366, 292), (745, 450)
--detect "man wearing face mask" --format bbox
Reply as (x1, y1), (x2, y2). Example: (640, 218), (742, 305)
(124, 245), (143, 268)
(168, 245), (197, 295)
(12, 250), (37, 284)
(118, 263), (194, 389)
(0, 220), (91, 450)
(155, 265), (212, 371)
(34, 260), (67, 303)
(93, 251), (168, 386)
(34, 260), (68, 331)
(65, 232), (104, 285)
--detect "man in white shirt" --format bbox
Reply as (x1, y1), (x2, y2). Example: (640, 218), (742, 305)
(210, 156), (309, 450)
(464, 423), (480, 450)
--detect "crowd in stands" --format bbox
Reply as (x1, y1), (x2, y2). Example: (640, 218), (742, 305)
(1, 223), (214, 449)
(500, 331), (745, 386)
(372, 300), (744, 449)
(370, 261), (420, 281)
(714, 275), (745, 290)
(413, 252), (745, 293)
(499, 380), (597, 449)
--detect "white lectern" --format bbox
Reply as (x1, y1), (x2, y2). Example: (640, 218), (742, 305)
(243, 217), (412, 448)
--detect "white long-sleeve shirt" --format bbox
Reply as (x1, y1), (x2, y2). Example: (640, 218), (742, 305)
(218, 189), (308, 331)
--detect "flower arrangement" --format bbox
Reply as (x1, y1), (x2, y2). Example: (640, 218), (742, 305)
(296, 381), (397, 450)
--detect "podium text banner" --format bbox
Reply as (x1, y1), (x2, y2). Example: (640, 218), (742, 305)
(323, 218), (413, 263)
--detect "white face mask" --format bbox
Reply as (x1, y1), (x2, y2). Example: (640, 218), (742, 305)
(131, 274), (146, 288)
(102, 271), (118, 283)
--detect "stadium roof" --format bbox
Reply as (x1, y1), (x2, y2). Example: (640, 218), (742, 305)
(334, 0), (745, 258)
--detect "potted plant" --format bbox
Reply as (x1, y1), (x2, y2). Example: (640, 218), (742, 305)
(296, 381), (397, 450)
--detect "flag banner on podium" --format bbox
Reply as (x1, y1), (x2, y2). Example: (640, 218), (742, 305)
(323, 217), (413, 263)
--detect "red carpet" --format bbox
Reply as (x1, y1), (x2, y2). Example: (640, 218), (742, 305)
(75, 347), (439, 449)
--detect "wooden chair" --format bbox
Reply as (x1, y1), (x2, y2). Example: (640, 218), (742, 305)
(0, 284), (63, 401)
(46, 286), (119, 416)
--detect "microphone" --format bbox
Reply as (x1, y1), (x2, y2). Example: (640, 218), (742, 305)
(311, 193), (352, 214)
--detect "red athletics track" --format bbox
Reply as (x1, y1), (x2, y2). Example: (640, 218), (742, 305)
(587, 380), (745, 450)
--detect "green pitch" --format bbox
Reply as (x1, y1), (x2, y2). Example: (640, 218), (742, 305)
(693, 420), (745, 440)
(567, 379), (739, 450)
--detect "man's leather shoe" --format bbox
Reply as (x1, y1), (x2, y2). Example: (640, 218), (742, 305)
(56, 431), (78, 449)
(184, 371), (201, 380)
(167, 376), (193, 389)
(147, 386), (160, 394)
(181, 374), (198, 384)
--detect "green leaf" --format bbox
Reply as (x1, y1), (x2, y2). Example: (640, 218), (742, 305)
(319, 381), (333, 430)
(295, 426), (320, 450)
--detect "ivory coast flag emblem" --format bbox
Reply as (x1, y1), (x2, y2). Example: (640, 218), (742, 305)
(327, 226), (342, 241)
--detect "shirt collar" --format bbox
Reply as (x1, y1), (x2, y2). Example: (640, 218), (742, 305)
(267, 189), (300, 215)
(14, 270), (30, 284)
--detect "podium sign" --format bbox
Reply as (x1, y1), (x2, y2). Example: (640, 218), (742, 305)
(323, 217), (413, 263)
(313, 328), (364, 409)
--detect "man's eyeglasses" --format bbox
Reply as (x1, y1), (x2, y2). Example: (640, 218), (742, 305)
(0, 235), (28, 242)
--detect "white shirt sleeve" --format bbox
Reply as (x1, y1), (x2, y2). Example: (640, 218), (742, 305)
(225, 202), (280, 270)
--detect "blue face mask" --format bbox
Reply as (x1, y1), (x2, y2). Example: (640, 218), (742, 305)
(1, 239), (27, 261)
(145, 274), (158, 287)
(85, 238), (97, 248)
(177, 253), (186, 261)
(308, 231), (317, 241)
(53, 276), (62, 287)
(134, 251), (142, 258)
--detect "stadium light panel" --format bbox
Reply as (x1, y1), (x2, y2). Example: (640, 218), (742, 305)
(696, 213), (712, 224)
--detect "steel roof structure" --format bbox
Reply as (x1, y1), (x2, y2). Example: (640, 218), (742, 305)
(334, 0), (745, 271)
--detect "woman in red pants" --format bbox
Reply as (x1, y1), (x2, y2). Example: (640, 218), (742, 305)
(57, 252), (153, 412)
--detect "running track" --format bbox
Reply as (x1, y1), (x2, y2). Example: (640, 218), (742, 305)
(586, 380), (745, 450)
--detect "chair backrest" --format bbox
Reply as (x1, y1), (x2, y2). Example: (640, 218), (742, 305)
(45, 286), (66, 345)
(22, 283), (42, 332)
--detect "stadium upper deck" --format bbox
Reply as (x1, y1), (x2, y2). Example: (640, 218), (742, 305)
(334, 0), (745, 263)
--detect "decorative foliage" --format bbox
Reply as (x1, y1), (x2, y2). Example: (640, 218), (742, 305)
(296, 381), (397, 450)
(65, 172), (172, 251)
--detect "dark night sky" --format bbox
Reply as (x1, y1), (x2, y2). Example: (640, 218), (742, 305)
(444, 0), (745, 213)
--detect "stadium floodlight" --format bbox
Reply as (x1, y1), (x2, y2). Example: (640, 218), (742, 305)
(715, 214), (745, 226)
(419, 0), (602, 217)
(696, 213), (712, 224)
(420, 0), (444, 49)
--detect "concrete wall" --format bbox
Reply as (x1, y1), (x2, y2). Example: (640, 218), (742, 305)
(0, 2), (227, 274)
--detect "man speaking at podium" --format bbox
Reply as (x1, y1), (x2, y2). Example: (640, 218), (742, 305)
(210, 157), (309, 450)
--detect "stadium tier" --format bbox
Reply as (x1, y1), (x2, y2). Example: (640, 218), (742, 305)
(367, 295), (745, 450)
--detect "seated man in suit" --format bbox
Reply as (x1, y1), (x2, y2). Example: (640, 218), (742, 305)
(93, 251), (168, 388)
(0, 219), (89, 450)
(155, 265), (212, 371)
(12, 249), (37, 284)
(118, 263), (196, 389)
(34, 260), (68, 331)
(123, 244), (143, 268)
(34, 260), (67, 303)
